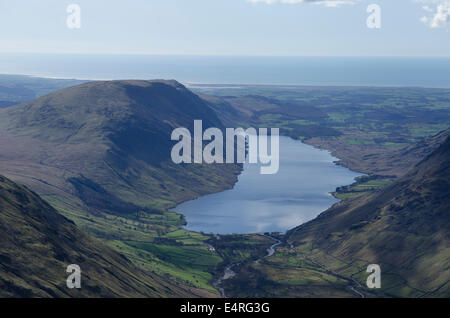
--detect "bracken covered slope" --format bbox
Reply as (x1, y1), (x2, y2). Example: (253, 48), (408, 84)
(0, 80), (240, 217)
(0, 174), (207, 297)
(287, 136), (450, 297)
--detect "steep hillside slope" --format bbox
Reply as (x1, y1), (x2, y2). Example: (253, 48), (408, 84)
(286, 136), (450, 297)
(0, 80), (240, 294)
(0, 175), (205, 298)
(0, 80), (240, 219)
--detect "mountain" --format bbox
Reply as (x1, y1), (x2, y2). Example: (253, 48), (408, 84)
(0, 80), (240, 220)
(286, 135), (450, 297)
(345, 128), (450, 177)
(0, 80), (240, 295)
(0, 174), (206, 297)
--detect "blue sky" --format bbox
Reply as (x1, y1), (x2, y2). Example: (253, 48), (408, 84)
(0, 0), (448, 56)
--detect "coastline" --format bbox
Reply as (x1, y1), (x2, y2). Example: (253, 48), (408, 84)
(3, 73), (450, 89)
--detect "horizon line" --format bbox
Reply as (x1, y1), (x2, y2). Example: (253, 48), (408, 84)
(1, 52), (450, 58)
(1, 73), (450, 90)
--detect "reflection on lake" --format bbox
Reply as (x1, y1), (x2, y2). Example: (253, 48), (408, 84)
(174, 136), (362, 234)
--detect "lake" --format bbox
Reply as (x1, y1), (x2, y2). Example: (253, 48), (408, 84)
(174, 136), (362, 234)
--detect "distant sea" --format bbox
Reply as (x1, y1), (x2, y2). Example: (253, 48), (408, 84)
(0, 53), (449, 87)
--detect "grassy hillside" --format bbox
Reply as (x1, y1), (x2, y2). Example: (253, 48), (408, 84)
(284, 136), (450, 297)
(0, 80), (241, 294)
(0, 174), (209, 297)
(0, 80), (240, 212)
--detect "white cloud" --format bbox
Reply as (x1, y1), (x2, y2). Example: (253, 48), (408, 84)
(418, 0), (450, 28)
(246, 0), (359, 7)
(247, 0), (450, 28)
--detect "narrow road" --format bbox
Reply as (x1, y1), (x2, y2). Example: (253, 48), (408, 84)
(263, 234), (282, 258)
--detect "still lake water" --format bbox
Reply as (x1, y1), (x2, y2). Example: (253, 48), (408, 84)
(174, 136), (362, 234)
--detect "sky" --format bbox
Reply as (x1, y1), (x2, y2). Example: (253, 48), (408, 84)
(0, 0), (449, 56)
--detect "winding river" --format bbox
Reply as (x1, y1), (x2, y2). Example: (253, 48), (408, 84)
(174, 136), (362, 234)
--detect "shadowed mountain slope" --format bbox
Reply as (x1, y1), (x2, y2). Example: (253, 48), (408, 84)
(0, 80), (241, 295)
(286, 135), (450, 297)
(344, 128), (450, 177)
(0, 80), (240, 218)
(0, 175), (207, 298)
